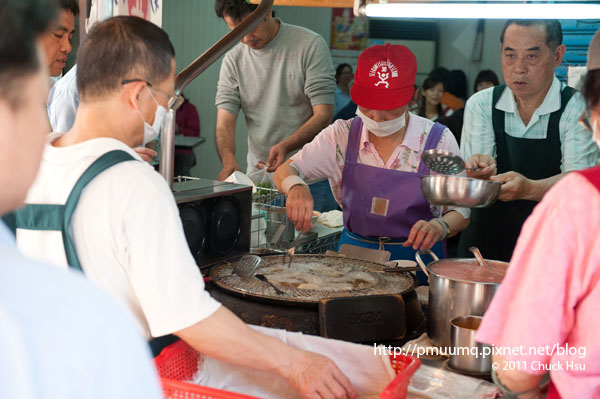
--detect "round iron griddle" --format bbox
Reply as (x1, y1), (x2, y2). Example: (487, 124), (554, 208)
(210, 254), (418, 307)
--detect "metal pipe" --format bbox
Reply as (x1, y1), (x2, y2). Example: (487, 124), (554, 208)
(174, 0), (274, 97)
(160, 108), (176, 185)
(159, 0), (274, 186)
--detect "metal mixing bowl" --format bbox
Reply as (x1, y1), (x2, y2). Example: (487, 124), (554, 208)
(421, 175), (502, 208)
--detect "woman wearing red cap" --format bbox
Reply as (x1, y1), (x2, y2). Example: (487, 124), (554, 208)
(274, 44), (470, 283)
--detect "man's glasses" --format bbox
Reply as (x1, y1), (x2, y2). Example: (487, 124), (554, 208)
(579, 109), (593, 131)
(121, 79), (173, 101)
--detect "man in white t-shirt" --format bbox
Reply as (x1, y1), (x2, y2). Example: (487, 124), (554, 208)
(0, 1), (161, 398)
(13, 15), (356, 399)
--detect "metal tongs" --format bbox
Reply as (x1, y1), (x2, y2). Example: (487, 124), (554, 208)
(283, 232), (303, 268)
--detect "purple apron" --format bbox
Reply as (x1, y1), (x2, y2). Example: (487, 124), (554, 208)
(341, 117), (445, 239)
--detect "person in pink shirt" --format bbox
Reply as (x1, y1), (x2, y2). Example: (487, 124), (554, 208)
(476, 29), (600, 399)
(273, 44), (470, 284)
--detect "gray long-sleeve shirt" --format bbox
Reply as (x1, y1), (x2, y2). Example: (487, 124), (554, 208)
(216, 19), (335, 173)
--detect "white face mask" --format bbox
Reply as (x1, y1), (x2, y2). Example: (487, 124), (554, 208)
(356, 108), (406, 137)
(137, 87), (167, 145)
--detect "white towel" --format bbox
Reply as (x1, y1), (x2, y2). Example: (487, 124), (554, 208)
(316, 210), (343, 228)
(193, 325), (396, 399)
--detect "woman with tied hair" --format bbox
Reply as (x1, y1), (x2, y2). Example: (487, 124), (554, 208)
(476, 29), (600, 399)
(418, 75), (453, 122)
(334, 63), (353, 117)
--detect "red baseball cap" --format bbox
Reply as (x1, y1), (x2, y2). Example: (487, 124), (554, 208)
(350, 43), (417, 110)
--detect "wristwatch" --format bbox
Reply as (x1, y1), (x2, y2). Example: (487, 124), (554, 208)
(434, 217), (450, 240)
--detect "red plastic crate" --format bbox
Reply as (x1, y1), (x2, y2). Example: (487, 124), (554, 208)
(154, 340), (421, 399)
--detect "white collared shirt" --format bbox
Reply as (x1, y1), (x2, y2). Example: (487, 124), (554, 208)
(461, 76), (598, 172)
(47, 65), (79, 133)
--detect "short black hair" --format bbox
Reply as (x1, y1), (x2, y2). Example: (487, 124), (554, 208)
(583, 70), (600, 110)
(215, 0), (256, 21)
(448, 69), (467, 100)
(58, 0), (78, 16)
(474, 69), (500, 93)
(500, 20), (563, 50)
(77, 16), (175, 100)
(0, 0), (56, 107)
(335, 63), (352, 82)
(428, 67), (450, 88)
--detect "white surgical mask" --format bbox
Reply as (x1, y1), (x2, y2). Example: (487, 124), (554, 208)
(356, 108), (406, 137)
(137, 88), (167, 145)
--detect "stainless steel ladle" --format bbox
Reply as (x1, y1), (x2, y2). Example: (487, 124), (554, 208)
(469, 246), (489, 269)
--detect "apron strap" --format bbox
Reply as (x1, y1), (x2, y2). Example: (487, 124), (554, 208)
(547, 85), (576, 141)
(5, 150), (135, 272)
(492, 84), (576, 172)
(2, 204), (64, 237)
(1, 212), (17, 237)
(62, 150), (136, 272)
(491, 84), (506, 135)
(15, 204), (64, 230)
(491, 85), (515, 172)
(345, 117), (364, 166)
(417, 122), (446, 175)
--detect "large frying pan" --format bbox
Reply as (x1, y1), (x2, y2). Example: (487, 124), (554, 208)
(209, 254), (418, 307)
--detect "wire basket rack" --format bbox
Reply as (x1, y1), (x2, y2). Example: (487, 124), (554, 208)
(251, 186), (342, 254)
(295, 231), (342, 254)
(251, 186), (296, 250)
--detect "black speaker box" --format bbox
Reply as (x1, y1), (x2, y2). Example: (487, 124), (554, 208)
(173, 178), (252, 271)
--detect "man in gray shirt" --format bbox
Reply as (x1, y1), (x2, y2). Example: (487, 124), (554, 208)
(215, 0), (336, 180)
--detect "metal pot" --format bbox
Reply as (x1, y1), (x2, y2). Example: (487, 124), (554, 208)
(449, 315), (492, 374)
(415, 249), (508, 348)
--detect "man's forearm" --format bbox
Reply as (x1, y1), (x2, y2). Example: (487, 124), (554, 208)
(215, 108), (239, 166)
(216, 127), (237, 165)
(525, 172), (568, 201)
(176, 307), (296, 378)
(279, 105), (333, 153)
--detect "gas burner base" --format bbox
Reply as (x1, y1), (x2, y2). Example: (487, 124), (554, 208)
(206, 281), (425, 346)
